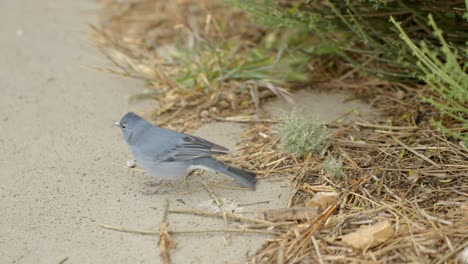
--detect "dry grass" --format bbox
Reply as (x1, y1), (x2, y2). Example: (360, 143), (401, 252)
(210, 78), (467, 262)
(92, 1), (468, 263)
(223, 117), (467, 262)
(92, 0), (312, 131)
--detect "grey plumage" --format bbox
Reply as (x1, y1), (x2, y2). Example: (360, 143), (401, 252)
(115, 112), (256, 189)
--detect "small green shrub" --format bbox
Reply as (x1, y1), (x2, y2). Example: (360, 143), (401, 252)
(391, 15), (468, 144)
(172, 37), (309, 92)
(324, 156), (346, 180)
(275, 110), (329, 157)
(225, 0), (467, 82)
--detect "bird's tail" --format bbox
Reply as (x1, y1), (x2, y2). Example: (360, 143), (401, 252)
(192, 157), (256, 189)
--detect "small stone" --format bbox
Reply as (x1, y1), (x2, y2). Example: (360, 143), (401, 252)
(126, 160), (136, 168)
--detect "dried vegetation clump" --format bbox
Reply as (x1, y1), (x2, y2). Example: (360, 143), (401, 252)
(228, 116), (467, 263)
(93, 0), (468, 263)
(93, 0), (309, 131)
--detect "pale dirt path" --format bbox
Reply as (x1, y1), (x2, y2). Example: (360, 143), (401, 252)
(0, 1), (290, 263)
(0, 1), (376, 263)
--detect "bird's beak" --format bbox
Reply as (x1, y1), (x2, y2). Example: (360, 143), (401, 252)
(114, 122), (121, 128)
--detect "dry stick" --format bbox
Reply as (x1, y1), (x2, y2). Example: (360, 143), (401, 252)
(286, 178), (369, 261)
(435, 238), (468, 264)
(202, 182), (230, 244)
(214, 116), (276, 123)
(338, 147), (361, 170)
(338, 55), (377, 81)
(239, 200), (270, 207)
(356, 122), (418, 131)
(333, 139), (378, 149)
(277, 232), (289, 264)
(311, 236), (324, 264)
(239, 222), (296, 229)
(111, 162), (146, 173)
(288, 203), (339, 260)
(266, 156), (288, 167)
(159, 199), (175, 264)
(287, 153), (312, 208)
(432, 132), (468, 158)
(57, 257), (69, 264)
(99, 224), (280, 235)
(370, 238), (410, 258)
(168, 208), (274, 225)
(158, 105), (186, 126)
(209, 183), (251, 191)
(391, 136), (440, 167)
(264, 157), (288, 177)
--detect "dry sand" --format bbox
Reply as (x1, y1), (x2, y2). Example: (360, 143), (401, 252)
(0, 1), (375, 263)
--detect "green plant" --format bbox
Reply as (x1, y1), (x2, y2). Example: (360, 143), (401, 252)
(225, 0), (468, 82)
(274, 109), (329, 157)
(391, 15), (468, 144)
(324, 156), (346, 180)
(171, 36), (309, 93)
(91, 0), (312, 120)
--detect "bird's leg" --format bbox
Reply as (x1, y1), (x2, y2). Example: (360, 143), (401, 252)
(184, 170), (204, 188)
(184, 172), (193, 188)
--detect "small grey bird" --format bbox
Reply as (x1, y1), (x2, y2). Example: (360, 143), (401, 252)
(114, 112), (256, 188)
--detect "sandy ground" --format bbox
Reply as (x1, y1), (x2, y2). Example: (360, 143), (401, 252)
(0, 1), (375, 263)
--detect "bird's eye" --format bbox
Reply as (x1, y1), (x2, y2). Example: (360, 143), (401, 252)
(122, 124), (126, 129)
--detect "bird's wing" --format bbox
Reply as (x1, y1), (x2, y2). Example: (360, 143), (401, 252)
(157, 135), (229, 161)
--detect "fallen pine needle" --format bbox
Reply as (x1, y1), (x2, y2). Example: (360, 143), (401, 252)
(391, 136), (440, 167)
(168, 208), (274, 225)
(99, 224), (281, 235)
(356, 122), (418, 131)
(58, 257), (69, 264)
(202, 181), (231, 244)
(111, 162), (146, 173)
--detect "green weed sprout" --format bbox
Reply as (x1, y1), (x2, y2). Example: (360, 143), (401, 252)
(275, 110), (329, 157)
(324, 156), (346, 180)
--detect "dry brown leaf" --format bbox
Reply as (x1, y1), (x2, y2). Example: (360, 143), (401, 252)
(341, 221), (395, 250)
(263, 207), (318, 222)
(306, 192), (339, 209)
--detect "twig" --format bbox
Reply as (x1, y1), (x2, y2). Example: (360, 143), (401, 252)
(391, 136), (440, 167)
(100, 224), (161, 235)
(239, 221), (296, 229)
(239, 200), (270, 207)
(58, 257), (69, 264)
(168, 208), (273, 225)
(202, 182), (222, 207)
(159, 199), (175, 264)
(333, 139), (378, 149)
(159, 106), (186, 126)
(311, 236), (324, 264)
(435, 239), (468, 264)
(111, 162), (146, 173)
(277, 232), (288, 264)
(339, 55), (377, 81)
(100, 224), (280, 235)
(356, 122), (418, 131)
(209, 183), (251, 190)
(202, 182), (230, 244)
(214, 116), (277, 123)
